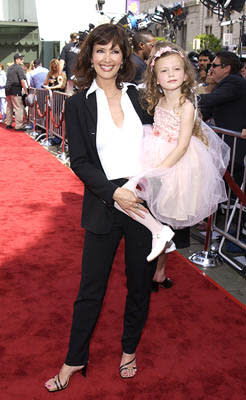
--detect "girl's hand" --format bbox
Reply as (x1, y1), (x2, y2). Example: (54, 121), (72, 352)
(113, 187), (148, 219)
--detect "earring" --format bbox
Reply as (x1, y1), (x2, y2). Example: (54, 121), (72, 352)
(120, 63), (123, 70)
(91, 62), (94, 70)
(157, 84), (163, 94)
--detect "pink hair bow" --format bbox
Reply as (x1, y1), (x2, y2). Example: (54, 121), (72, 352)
(150, 46), (184, 71)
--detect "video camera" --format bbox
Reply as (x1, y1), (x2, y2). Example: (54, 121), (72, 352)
(118, 11), (152, 31)
(151, 4), (186, 30)
(77, 23), (95, 43)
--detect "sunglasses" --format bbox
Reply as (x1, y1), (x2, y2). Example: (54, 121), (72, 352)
(211, 63), (226, 69)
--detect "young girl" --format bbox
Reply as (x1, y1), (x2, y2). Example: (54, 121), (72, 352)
(115, 41), (230, 262)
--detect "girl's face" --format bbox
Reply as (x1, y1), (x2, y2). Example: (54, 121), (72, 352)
(155, 53), (186, 93)
(91, 41), (123, 83)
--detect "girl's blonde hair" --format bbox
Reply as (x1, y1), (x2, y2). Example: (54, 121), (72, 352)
(142, 41), (207, 145)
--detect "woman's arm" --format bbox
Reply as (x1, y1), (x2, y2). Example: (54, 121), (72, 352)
(158, 101), (195, 169)
(49, 74), (67, 90)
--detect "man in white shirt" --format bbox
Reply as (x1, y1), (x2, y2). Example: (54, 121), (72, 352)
(30, 59), (49, 89)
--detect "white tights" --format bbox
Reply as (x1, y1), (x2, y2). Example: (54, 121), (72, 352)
(114, 178), (163, 236)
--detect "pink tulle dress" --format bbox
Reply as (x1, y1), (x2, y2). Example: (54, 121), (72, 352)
(130, 105), (230, 229)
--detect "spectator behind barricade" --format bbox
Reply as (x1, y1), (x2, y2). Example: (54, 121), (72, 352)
(25, 61), (35, 87)
(197, 49), (213, 84)
(130, 30), (155, 84)
(188, 51), (199, 81)
(199, 51), (246, 186)
(30, 59), (49, 88)
(5, 53), (28, 131)
(59, 32), (80, 95)
(196, 68), (216, 95)
(43, 59), (66, 92)
(240, 57), (246, 78)
(0, 64), (7, 122)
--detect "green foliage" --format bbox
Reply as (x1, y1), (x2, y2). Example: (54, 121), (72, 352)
(195, 33), (222, 53)
(154, 37), (168, 41)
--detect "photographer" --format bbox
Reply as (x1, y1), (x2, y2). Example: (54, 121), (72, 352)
(198, 49), (213, 83)
(58, 32), (81, 95)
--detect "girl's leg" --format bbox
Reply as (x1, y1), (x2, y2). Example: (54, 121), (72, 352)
(151, 241), (176, 291)
(114, 178), (174, 262)
(153, 252), (168, 282)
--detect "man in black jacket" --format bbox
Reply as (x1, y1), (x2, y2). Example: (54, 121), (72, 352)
(130, 30), (155, 84)
(5, 53), (28, 130)
(59, 32), (80, 95)
(199, 51), (246, 184)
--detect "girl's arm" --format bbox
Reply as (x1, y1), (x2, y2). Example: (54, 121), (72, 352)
(158, 101), (195, 168)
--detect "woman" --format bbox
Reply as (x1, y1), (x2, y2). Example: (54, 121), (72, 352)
(45, 24), (157, 392)
(43, 58), (66, 91)
(240, 58), (246, 78)
(25, 60), (34, 87)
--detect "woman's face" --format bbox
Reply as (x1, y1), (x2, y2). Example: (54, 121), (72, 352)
(241, 63), (246, 78)
(51, 62), (58, 73)
(206, 68), (216, 85)
(91, 41), (123, 83)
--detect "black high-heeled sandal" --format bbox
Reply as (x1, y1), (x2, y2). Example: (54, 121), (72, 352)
(119, 357), (137, 379)
(152, 277), (173, 292)
(45, 365), (87, 392)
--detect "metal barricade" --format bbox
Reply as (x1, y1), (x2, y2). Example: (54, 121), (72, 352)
(28, 88), (70, 163)
(49, 90), (69, 162)
(29, 88), (49, 141)
(189, 126), (246, 274)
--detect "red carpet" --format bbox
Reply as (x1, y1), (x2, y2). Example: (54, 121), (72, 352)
(1, 125), (246, 400)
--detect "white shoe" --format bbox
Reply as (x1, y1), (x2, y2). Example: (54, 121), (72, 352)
(147, 226), (174, 262)
(165, 240), (176, 254)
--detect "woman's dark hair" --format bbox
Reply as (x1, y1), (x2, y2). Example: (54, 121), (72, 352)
(74, 23), (135, 90)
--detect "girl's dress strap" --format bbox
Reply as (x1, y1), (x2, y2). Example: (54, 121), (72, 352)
(194, 92), (198, 121)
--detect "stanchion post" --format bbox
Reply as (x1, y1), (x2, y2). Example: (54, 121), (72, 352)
(189, 215), (222, 268)
(45, 90), (49, 143)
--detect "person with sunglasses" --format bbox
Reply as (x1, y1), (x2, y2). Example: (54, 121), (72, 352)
(199, 50), (246, 186)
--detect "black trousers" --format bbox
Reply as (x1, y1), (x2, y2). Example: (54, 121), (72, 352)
(65, 207), (157, 366)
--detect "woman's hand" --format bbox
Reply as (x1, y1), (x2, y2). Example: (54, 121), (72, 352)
(113, 187), (148, 219)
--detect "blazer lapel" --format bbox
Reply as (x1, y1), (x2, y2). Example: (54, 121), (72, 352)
(82, 91), (98, 148)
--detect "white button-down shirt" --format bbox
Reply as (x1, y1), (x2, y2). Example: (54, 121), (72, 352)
(86, 80), (143, 180)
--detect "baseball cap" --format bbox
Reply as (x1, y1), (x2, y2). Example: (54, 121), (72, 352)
(14, 53), (24, 60)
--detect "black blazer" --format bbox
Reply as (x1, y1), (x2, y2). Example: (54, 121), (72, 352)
(199, 73), (246, 164)
(199, 74), (246, 131)
(65, 85), (153, 234)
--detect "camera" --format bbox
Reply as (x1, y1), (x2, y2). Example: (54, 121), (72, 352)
(206, 63), (212, 73)
(77, 24), (95, 42)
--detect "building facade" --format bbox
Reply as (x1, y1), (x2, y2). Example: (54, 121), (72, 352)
(0, 0), (60, 69)
(139, 0), (243, 52)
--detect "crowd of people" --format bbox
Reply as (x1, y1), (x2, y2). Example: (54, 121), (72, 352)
(0, 23), (245, 392)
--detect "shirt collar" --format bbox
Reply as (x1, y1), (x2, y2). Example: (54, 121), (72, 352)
(86, 79), (136, 98)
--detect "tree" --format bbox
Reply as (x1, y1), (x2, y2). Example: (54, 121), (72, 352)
(194, 33), (222, 53)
